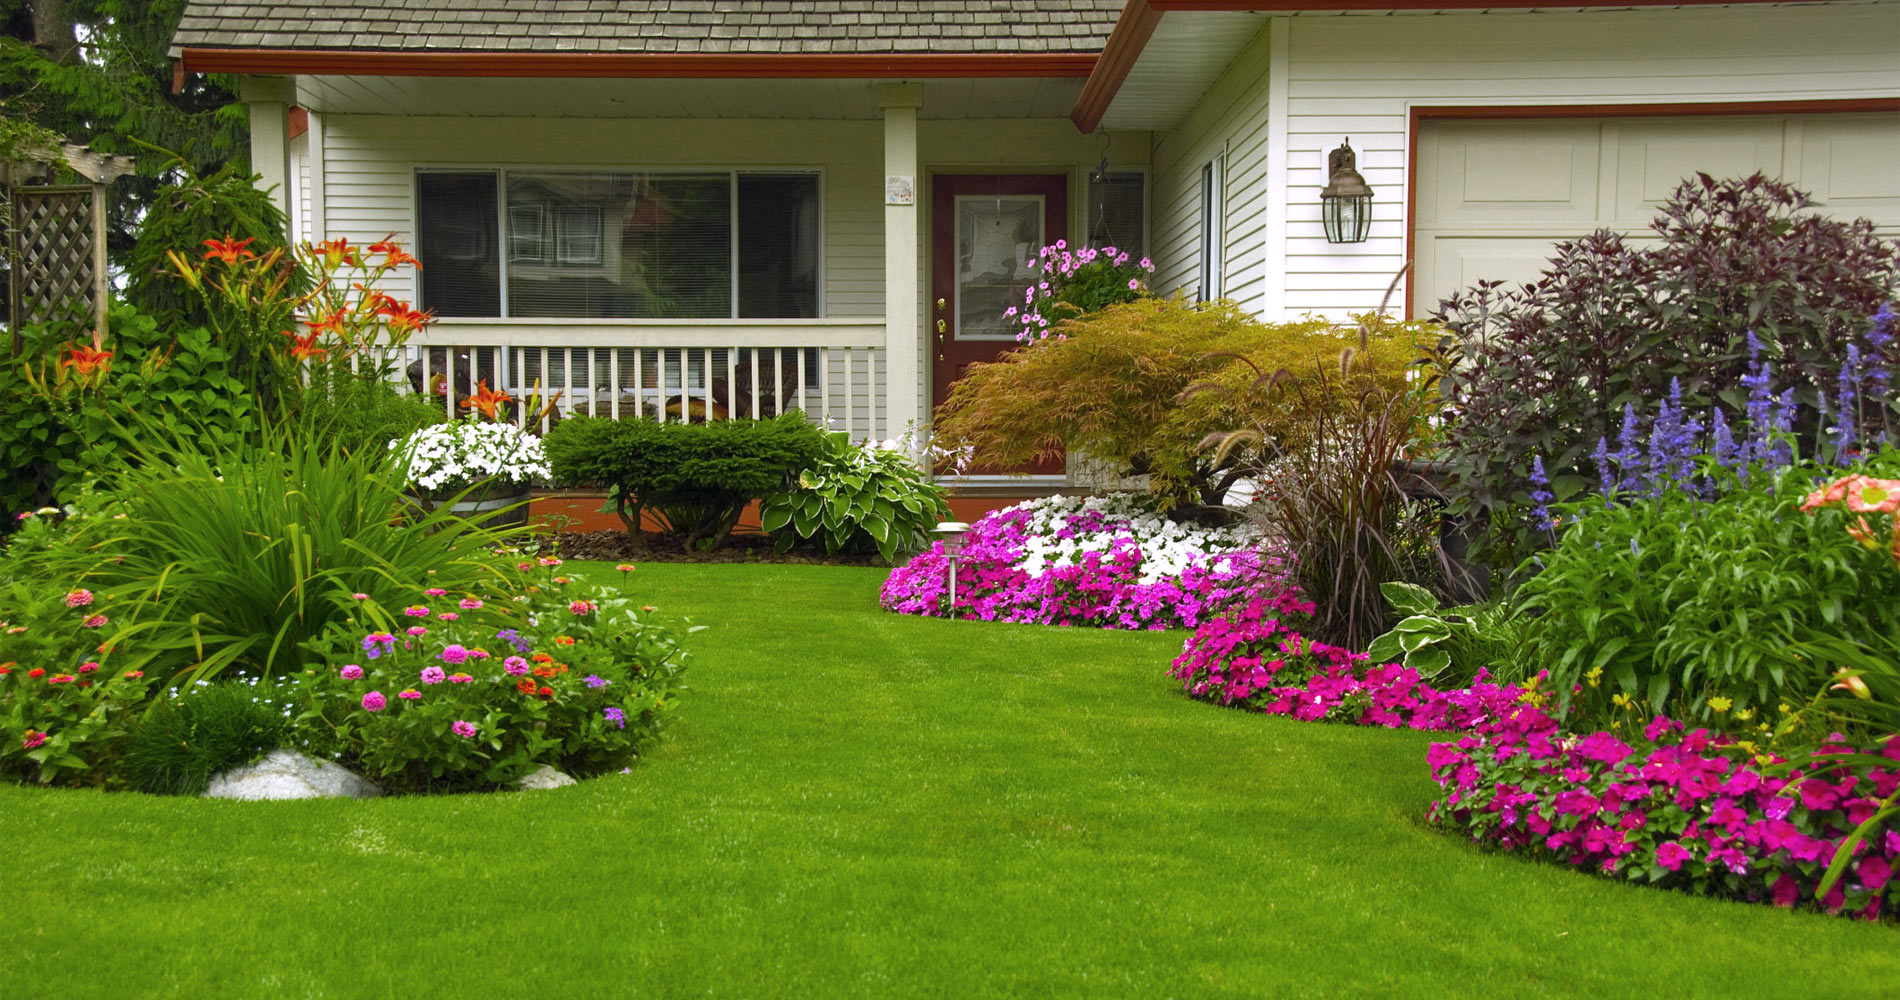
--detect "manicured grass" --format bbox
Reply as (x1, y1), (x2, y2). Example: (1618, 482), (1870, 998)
(5, 564), (1891, 997)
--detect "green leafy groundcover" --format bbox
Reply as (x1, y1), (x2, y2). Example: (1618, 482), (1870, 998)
(2, 564), (1894, 998)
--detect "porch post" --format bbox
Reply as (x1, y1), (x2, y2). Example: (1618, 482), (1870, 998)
(878, 82), (925, 439)
(239, 77), (291, 230)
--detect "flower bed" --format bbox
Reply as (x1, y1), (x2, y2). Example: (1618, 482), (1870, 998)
(1169, 592), (1531, 730)
(880, 494), (1281, 630)
(1427, 710), (1899, 920)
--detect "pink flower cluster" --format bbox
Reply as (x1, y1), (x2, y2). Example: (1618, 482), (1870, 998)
(1428, 711), (1900, 920)
(1170, 593), (1531, 730)
(881, 498), (1280, 630)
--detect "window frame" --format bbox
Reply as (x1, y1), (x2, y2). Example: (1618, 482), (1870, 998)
(413, 164), (827, 320)
(1199, 156), (1223, 303)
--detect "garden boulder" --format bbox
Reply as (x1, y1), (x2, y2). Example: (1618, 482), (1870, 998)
(202, 750), (384, 801)
(515, 765), (577, 791)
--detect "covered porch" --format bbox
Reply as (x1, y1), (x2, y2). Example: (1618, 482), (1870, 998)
(235, 69), (1154, 467)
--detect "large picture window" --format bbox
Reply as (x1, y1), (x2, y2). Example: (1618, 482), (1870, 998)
(417, 169), (821, 320)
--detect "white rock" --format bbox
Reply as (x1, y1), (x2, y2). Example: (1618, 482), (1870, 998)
(515, 764), (577, 791)
(202, 750), (383, 801)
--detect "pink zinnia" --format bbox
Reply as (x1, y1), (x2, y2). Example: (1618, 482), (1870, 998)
(503, 656), (530, 676)
(406, 626), (429, 637)
(448, 673), (472, 684)
(437, 612), (459, 621)
(420, 666), (446, 685)
(459, 598), (483, 610)
(538, 556), (563, 568)
(22, 730), (46, 749)
(424, 588), (447, 597)
(403, 605), (430, 618)
(340, 664), (364, 680)
(77, 661), (99, 674)
(568, 600), (596, 615)
(362, 691), (387, 712)
(451, 720), (477, 738)
(398, 689), (421, 700)
(65, 589), (93, 608)
(438, 644), (469, 665)
(81, 614), (108, 628)
(351, 592), (369, 601)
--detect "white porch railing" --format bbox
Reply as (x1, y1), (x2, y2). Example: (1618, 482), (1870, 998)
(393, 318), (890, 441)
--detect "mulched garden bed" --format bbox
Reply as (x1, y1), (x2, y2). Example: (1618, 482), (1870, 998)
(554, 529), (894, 566)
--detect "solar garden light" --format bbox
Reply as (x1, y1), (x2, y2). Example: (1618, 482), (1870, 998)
(934, 521), (970, 611)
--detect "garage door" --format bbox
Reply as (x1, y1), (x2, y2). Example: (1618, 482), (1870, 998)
(1413, 112), (1900, 316)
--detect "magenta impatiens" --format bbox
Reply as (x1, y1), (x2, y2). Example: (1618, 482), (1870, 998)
(882, 494), (1282, 630)
(1427, 708), (1900, 920)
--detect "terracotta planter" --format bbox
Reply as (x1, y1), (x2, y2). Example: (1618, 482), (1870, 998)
(407, 480), (532, 532)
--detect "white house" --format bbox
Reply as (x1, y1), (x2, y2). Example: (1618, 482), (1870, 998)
(170, 0), (1900, 487)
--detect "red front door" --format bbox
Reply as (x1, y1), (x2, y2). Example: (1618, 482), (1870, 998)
(930, 173), (1068, 475)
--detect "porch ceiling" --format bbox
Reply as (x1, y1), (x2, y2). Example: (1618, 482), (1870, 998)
(1094, 11), (1269, 131)
(290, 74), (1084, 120)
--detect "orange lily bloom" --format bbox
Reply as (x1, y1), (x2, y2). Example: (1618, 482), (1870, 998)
(383, 304), (435, 335)
(284, 329), (330, 362)
(60, 344), (113, 376)
(304, 308), (348, 335)
(369, 238), (422, 269)
(202, 236), (257, 264)
(461, 379), (514, 420)
(310, 238), (360, 268)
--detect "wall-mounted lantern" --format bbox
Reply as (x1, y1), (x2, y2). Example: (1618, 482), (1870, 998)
(1320, 138), (1374, 245)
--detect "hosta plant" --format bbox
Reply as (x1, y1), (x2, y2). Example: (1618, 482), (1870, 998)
(760, 431), (952, 563)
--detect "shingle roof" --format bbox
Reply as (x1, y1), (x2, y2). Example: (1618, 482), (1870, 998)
(170, 1), (1128, 57)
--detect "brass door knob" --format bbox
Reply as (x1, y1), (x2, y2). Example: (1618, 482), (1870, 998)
(935, 298), (946, 310)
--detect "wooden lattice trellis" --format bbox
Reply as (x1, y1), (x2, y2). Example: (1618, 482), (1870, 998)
(3, 143), (133, 353)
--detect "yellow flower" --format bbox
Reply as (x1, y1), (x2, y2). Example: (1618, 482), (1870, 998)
(1585, 666), (1603, 689)
(1734, 707), (1756, 721)
(1708, 696), (1733, 713)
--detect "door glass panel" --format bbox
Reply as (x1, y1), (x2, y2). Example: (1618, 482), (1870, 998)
(954, 195), (1042, 342)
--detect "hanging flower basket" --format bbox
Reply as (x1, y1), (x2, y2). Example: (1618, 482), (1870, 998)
(393, 419), (550, 531)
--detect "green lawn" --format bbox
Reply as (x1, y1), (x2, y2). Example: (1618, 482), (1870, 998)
(5, 564), (1891, 997)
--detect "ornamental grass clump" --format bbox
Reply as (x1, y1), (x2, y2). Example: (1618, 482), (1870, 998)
(880, 493), (1283, 630)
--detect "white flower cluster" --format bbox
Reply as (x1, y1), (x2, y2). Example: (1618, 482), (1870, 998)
(1010, 493), (1260, 585)
(393, 420), (552, 491)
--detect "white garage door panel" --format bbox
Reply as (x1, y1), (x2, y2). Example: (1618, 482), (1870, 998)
(1796, 116), (1900, 222)
(1612, 119), (1786, 224)
(1415, 112), (1900, 316)
(1419, 121), (1601, 228)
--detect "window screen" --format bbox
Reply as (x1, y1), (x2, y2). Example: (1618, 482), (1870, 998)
(738, 173), (820, 318)
(417, 172), (500, 317)
(1087, 171), (1146, 260)
(420, 169), (818, 319)
(506, 172), (731, 319)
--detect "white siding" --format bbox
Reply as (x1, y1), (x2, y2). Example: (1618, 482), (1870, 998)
(1150, 24), (1275, 306)
(1281, 3), (1900, 319)
(1150, 3), (1900, 321)
(315, 115), (887, 317)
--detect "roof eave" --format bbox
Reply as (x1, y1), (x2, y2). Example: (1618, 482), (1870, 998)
(1071, 0), (1832, 132)
(175, 48), (1100, 82)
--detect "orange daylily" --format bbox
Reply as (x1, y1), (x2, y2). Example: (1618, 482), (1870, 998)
(368, 238), (421, 269)
(460, 379), (514, 420)
(203, 237), (257, 264)
(309, 238), (360, 268)
(60, 344), (113, 377)
(284, 328), (329, 362)
(381, 304), (434, 335)
(304, 308), (348, 336)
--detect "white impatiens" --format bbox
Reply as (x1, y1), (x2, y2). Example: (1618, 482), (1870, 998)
(393, 420), (552, 493)
(1011, 493), (1260, 586)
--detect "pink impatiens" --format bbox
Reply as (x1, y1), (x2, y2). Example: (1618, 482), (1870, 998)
(883, 495), (1283, 631)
